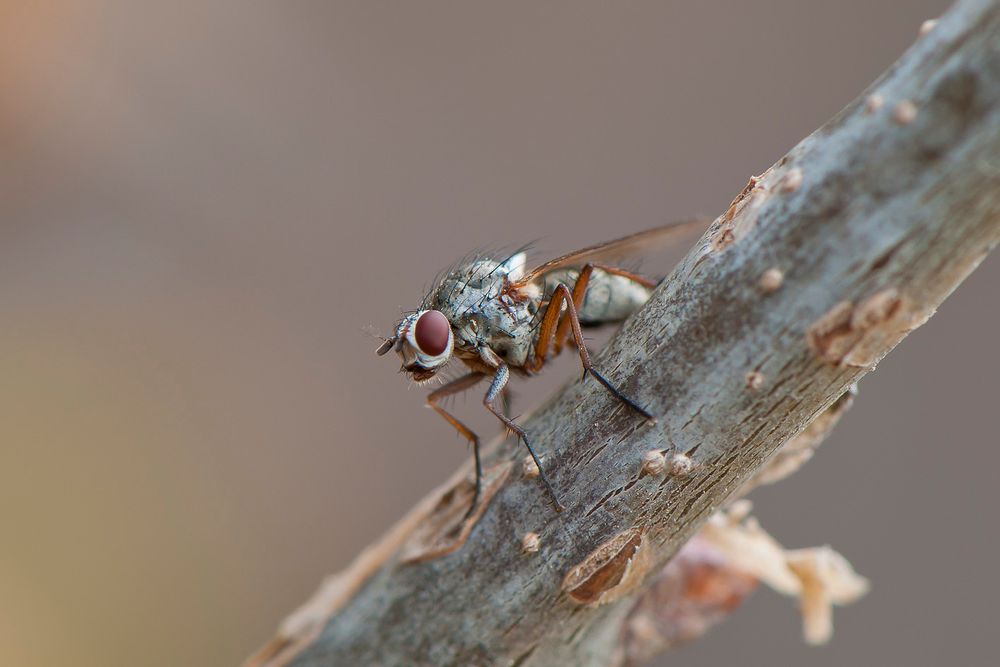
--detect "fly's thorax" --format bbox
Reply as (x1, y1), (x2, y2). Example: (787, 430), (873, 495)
(433, 259), (507, 316)
(443, 294), (537, 369)
(430, 257), (540, 369)
(481, 312), (537, 368)
(542, 269), (652, 325)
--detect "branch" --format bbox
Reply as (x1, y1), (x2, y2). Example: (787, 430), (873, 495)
(248, 2), (1000, 665)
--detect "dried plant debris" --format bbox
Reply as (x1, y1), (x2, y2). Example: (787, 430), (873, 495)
(399, 461), (513, 563)
(787, 546), (870, 645)
(712, 176), (771, 251)
(616, 536), (759, 666)
(617, 502), (868, 666)
(698, 501), (869, 645)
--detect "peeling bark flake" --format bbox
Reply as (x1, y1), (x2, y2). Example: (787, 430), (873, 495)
(563, 528), (652, 606)
(399, 461), (513, 563)
(807, 288), (921, 367)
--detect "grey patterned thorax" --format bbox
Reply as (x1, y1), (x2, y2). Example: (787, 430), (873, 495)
(430, 256), (541, 369)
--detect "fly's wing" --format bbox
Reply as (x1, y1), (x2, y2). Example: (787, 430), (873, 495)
(514, 218), (711, 287)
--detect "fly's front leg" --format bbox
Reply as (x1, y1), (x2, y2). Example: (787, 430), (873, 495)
(500, 386), (513, 420)
(544, 283), (657, 424)
(426, 372), (487, 518)
(483, 364), (564, 512)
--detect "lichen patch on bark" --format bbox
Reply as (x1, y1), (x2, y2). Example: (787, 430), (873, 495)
(807, 288), (924, 367)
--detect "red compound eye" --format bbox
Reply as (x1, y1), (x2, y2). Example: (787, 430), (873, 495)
(414, 310), (451, 356)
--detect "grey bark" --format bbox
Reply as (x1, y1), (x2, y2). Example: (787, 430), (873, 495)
(252, 1), (1000, 665)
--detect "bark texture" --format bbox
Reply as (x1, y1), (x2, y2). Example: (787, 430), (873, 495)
(248, 1), (1000, 665)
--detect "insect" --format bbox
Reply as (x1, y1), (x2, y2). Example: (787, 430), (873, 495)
(377, 219), (707, 516)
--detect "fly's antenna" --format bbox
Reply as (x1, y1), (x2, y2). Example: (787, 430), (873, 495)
(363, 324), (397, 356)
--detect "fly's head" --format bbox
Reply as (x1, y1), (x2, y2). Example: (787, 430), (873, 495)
(376, 251), (528, 380)
(377, 309), (454, 382)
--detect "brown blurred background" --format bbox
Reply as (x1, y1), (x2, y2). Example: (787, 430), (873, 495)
(2, 1), (996, 666)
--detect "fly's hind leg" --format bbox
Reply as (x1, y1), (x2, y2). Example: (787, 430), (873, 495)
(535, 281), (656, 424)
(482, 364), (564, 512)
(553, 263), (656, 356)
(426, 372), (487, 518)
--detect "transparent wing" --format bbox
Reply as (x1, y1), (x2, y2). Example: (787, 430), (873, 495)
(515, 218), (710, 286)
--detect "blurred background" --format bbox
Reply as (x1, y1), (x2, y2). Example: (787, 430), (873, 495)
(2, 1), (995, 666)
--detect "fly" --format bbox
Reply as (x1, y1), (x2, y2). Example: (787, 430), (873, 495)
(377, 219), (707, 516)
